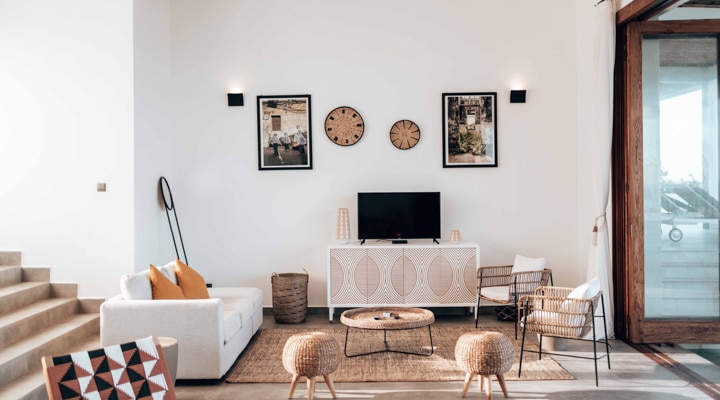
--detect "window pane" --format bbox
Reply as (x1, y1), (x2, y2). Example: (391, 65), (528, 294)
(642, 35), (720, 319)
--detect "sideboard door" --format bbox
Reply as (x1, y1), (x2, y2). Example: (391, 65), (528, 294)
(329, 248), (367, 305)
(366, 247), (404, 305)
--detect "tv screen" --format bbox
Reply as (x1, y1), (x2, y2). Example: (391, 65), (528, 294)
(357, 192), (441, 241)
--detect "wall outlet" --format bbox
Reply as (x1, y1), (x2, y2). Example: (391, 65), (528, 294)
(97, 183), (106, 192)
(206, 282), (213, 288)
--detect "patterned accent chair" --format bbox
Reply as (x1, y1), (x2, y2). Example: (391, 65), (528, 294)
(42, 336), (175, 400)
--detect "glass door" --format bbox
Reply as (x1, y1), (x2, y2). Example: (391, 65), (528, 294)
(642, 34), (719, 321)
(614, 2), (720, 345)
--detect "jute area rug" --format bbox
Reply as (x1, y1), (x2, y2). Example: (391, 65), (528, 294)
(226, 326), (573, 383)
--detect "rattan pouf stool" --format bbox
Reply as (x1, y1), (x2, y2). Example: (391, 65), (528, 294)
(283, 332), (340, 400)
(455, 332), (515, 400)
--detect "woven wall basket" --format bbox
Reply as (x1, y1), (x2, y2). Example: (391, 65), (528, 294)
(271, 269), (309, 323)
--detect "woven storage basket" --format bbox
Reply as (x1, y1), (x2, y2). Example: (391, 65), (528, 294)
(271, 269), (309, 323)
(495, 305), (517, 321)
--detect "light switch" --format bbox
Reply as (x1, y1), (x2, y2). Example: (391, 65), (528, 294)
(97, 183), (106, 192)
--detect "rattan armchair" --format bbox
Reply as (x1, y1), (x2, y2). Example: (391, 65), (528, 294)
(517, 286), (610, 386)
(475, 265), (553, 339)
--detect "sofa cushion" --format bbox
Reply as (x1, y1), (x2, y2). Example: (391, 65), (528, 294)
(149, 265), (185, 299)
(159, 261), (177, 284)
(218, 294), (255, 325)
(223, 310), (243, 344)
(174, 259), (210, 299)
(511, 254), (546, 274)
(209, 287), (264, 311)
(119, 260), (176, 301)
(120, 271), (152, 300)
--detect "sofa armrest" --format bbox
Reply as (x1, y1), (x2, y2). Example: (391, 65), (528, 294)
(101, 298), (224, 345)
(101, 298), (227, 379)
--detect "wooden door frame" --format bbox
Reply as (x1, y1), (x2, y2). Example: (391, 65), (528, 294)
(613, 8), (720, 342)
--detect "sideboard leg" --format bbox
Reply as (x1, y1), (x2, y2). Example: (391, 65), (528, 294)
(329, 307), (334, 323)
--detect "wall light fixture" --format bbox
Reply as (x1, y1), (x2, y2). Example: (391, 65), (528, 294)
(227, 93), (244, 107)
(510, 90), (526, 103)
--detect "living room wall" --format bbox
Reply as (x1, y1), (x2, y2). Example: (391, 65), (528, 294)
(0, 0), (135, 296)
(0, 0), (608, 303)
(166, 0), (583, 306)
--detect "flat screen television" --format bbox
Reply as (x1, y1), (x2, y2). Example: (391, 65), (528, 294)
(357, 192), (441, 243)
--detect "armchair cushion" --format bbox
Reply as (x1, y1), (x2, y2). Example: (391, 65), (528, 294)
(511, 255), (546, 274)
(567, 277), (601, 300)
(479, 286), (509, 302)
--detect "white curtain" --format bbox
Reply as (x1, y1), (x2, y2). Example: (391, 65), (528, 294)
(586, 0), (616, 340)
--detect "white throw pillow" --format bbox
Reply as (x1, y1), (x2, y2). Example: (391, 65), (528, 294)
(120, 272), (152, 300)
(159, 260), (177, 284)
(511, 254), (546, 274)
(567, 277), (601, 299)
(561, 277), (602, 330)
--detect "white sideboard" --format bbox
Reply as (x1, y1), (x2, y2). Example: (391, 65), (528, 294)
(326, 242), (479, 321)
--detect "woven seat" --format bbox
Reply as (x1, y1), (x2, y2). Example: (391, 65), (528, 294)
(455, 332), (514, 400)
(282, 332), (340, 400)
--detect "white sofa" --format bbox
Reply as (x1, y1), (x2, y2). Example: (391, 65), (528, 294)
(100, 266), (263, 380)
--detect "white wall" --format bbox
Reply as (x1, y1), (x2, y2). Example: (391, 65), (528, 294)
(0, 0), (605, 305)
(168, 0), (582, 306)
(0, 0), (135, 297)
(133, 0), (177, 270)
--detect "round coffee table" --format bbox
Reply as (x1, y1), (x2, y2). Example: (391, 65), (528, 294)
(340, 307), (435, 357)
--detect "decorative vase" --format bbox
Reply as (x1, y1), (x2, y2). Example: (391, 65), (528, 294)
(336, 208), (350, 244)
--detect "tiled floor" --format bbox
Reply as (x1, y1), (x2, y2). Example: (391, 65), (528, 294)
(174, 312), (720, 400)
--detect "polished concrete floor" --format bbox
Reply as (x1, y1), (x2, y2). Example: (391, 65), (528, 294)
(174, 311), (720, 400)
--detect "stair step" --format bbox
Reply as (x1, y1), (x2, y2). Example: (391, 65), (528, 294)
(0, 266), (22, 288)
(0, 368), (47, 400)
(0, 313), (99, 387)
(0, 298), (79, 350)
(0, 251), (21, 267)
(0, 333), (100, 400)
(0, 282), (51, 315)
(21, 267), (51, 283)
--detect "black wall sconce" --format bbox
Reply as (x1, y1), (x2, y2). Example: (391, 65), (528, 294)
(227, 93), (244, 107)
(510, 90), (526, 103)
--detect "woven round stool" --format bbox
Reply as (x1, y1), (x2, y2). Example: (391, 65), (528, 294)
(282, 332), (340, 400)
(455, 332), (515, 400)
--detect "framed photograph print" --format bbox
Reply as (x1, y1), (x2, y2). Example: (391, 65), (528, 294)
(442, 92), (497, 168)
(257, 94), (312, 170)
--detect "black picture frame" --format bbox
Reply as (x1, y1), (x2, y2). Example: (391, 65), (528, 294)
(257, 94), (312, 170)
(442, 92), (498, 168)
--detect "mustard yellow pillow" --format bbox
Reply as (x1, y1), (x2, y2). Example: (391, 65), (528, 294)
(174, 259), (210, 299)
(149, 264), (185, 300)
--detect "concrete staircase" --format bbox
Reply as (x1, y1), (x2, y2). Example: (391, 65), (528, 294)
(0, 251), (102, 400)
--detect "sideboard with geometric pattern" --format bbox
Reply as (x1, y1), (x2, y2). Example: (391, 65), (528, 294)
(326, 242), (480, 321)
